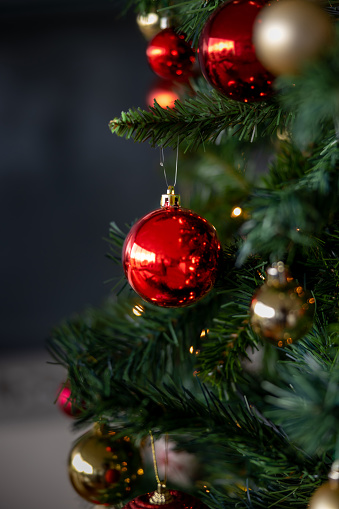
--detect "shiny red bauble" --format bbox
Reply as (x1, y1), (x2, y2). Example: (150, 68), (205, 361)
(198, 0), (274, 102)
(122, 204), (221, 308)
(123, 488), (210, 509)
(146, 28), (196, 81)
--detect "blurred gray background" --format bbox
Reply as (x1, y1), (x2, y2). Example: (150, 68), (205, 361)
(0, 1), (165, 507)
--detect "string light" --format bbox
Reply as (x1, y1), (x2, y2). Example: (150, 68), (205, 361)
(200, 329), (209, 338)
(189, 345), (200, 355)
(133, 304), (145, 316)
(231, 206), (243, 218)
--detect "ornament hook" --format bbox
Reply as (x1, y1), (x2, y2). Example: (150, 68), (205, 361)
(149, 431), (173, 505)
(160, 138), (179, 189)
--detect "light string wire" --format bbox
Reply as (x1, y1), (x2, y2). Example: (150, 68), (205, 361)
(149, 430), (169, 485)
(160, 138), (179, 188)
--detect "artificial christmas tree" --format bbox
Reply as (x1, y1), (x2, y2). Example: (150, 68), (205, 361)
(49, 1), (339, 509)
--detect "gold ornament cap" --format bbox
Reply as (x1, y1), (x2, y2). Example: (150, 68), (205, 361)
(266, 261), (290, 287)
(160, 186), (181, 207)
(136, 13), (171, 40)
(149, 483), (174, 505)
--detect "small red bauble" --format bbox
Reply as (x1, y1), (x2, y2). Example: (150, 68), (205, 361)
(146, 79), (180, 109)
(122, 187), (221, 308)
(123, 486), (210, 509)
(146, 28), (196, 81)
(57, 383), (81, 417)
(198, 0), (274, 102)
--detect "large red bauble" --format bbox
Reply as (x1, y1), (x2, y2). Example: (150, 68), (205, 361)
(146, 28), (196, 81)
(123, 488), (210, 509)
(198, 0), (274, 102)
(122, 206), (221, 308)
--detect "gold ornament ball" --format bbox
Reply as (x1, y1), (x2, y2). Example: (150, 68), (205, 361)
(68, 425), (144, 505)
(253, 0), (334, 76)
(136, 13), (170, 40)
(309, 481), (339, 509)
(250, 263), (315, 347)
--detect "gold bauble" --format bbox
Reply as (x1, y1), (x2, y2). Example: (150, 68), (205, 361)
(68, 424), (144, 505)
(250, 262), (315, 347)
(310, 463), (339, 509)
(253, 0), (334, 75)
(309, 481), (339, 509)
(136, 13), (170, 40)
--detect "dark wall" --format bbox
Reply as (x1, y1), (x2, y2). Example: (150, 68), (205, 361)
(0, 2), (164, 351)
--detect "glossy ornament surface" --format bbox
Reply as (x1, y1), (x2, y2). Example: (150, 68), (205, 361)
(68, 425), (144, 505)
(198, 0), (274, 102)
(253, 0), (334, 76)
(123, 483), (210, 509)
(309, 462), (339, 509)
(123, 188), (221, 308)
(250, 262), (315, 347)
(147, 28), (196, 81)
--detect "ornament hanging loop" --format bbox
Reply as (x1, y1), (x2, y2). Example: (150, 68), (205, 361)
(160, 140), (181, 207)
(160, 141), (179, 188)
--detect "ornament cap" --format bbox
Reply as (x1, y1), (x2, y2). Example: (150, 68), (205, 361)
(160, 186), (181, 207)
(266, 261), (290, 287)
(149, 483), (174, 505)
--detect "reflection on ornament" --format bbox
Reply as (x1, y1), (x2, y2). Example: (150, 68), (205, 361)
(68, 425), (143, 505)
(309, 462), (339, 509)
(198, 0), (274, 102)
(122, 186), (221, 308)
(250, 262), (315, 346)
(253, 0), (334, 76)
(147, 28), (196, 81)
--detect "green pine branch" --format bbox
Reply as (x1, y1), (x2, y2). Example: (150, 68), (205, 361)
(237, 137), (339, 264)
(262, 322), (339, 457)
(109, 92), (288, 151)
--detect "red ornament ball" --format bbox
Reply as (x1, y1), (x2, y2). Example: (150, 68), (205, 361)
(123, 201), (221, 308)
(198, 0), (274, 102)
(57, 383), (81, 417)
(146, 28), (196, 81)
(123, 488), (210, 509)
(146, 79), (180, 109)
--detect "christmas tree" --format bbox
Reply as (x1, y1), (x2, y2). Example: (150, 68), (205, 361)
(50, 1), (339, 508)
